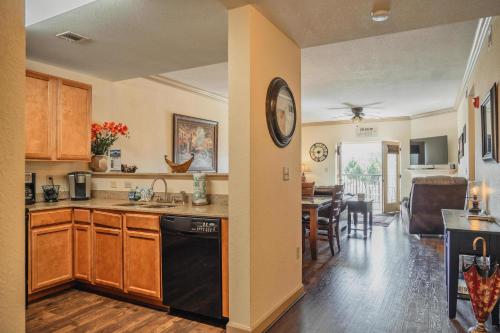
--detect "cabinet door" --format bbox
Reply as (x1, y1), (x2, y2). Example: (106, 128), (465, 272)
(74, 223), (92, 282)
(93, 226), (123, 289)
(56, 79), (91, 160)
(124, 230), (161, 299)
(25, 71), (55, 159)
(31, 224), (73, 291)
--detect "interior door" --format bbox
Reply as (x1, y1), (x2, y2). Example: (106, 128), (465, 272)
(382, 141), (400, 213)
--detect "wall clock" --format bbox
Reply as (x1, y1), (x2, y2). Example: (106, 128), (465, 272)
(265, 77), (297, 148)
(310, 143), (328, 162)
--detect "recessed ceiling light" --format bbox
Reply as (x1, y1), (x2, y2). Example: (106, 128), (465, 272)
(371, 9), (390, 22)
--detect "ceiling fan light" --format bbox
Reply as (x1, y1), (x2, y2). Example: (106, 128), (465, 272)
(371, 9), (390, 22)
(352, 115), (362, 124)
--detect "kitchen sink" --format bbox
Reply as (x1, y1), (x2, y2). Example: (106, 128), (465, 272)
(113, 202), (147, 207)
(142, 203), (177, 209)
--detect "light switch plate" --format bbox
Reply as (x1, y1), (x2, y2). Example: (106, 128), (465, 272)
(283, 167), (290, 181)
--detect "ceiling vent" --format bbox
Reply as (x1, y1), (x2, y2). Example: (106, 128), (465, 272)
(56, 31), (90, 43)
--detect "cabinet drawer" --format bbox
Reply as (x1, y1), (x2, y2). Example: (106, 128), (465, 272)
(93, 211), (122, 229)
(74, 209), (91, 224)
(125, 214), (159, 232)
(31, 209), (72, 228)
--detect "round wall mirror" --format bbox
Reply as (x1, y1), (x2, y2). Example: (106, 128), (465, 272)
(266, 77), (297, 148)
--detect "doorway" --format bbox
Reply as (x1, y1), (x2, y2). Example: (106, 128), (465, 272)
(338, 141), (401, 214)
(381, 141), (401, 213)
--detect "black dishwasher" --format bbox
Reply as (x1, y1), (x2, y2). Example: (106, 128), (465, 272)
(160, 215), (222, 320)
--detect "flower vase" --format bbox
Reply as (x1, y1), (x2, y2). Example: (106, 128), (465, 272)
(90, 155), (108, 172)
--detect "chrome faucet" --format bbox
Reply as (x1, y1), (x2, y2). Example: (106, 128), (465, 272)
(150, 177), (168, 203)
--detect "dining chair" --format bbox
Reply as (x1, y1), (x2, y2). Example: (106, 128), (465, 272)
(303, 185), (343, 256)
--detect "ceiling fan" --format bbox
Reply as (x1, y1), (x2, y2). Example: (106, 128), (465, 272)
(327, 102), (383, 123)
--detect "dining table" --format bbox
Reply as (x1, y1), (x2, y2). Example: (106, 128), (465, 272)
(302, 195), (333, 259)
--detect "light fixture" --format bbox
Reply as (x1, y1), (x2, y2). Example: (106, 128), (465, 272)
(352, 115), (362, 123)
(371, 9), (390, 22)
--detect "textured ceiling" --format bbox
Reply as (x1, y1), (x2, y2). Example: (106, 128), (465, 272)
(164, 63), (229, 98)
(221, 0), (500, 47)
(27, 0), (228, 81)
(161, 20), (477, 121)
(25, 0), (97, 26)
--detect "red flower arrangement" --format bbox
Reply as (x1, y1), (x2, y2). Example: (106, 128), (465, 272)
(91, 121), (129, 155)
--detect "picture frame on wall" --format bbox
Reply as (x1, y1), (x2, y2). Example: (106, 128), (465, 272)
(480, 83), (498, 161)
(173, 114), (218, 172)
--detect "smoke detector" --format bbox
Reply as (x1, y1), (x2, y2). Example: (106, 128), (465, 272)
(56, 31), (90, 43)
(371, 9), (390, 22)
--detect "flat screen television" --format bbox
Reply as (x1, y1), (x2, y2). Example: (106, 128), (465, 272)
(410, 135), (448, 165)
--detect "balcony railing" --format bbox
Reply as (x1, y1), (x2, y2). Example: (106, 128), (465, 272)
(341, 173), (382, 213)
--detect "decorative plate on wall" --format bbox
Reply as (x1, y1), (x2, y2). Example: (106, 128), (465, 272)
(310, 143), (328, 162)
(265, 77), (297, 148)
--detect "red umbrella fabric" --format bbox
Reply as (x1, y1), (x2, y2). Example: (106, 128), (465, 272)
(463, 237), (500, 333)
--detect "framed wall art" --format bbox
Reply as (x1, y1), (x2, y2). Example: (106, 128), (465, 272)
(480, 83), (498, 161)
(173, 114), (218, 172)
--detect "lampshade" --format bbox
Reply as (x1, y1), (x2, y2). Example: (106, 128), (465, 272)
(468, 181), (482, 199)
(301, 163), (311, 173)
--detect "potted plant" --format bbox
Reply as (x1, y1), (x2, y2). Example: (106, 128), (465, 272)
(90, 122), (129, 172)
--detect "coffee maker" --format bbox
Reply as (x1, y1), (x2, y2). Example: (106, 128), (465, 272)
(25, 172), (36, 204)
(68, 172), (92, 200)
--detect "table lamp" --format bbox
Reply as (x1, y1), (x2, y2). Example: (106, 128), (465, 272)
(301, 163), (311, 182)
(468, 181), (482, 214)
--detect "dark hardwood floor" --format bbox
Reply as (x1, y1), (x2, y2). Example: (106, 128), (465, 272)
(27, 217), (499, 332)
(269, 217), (500, 333)
(26, 289), (224, 333)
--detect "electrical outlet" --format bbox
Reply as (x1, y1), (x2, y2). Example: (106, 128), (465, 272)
(296, 246), (300, 260)
(110, 181), (117, 188)
(124, 181), (132, 189)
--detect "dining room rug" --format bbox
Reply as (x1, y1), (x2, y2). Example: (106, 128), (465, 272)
(372, 213), (397, 227)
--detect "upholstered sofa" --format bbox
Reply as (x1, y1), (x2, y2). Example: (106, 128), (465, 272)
(401, 176), (467, 235)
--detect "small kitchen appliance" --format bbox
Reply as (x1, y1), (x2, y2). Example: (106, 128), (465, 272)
(68, 171), (92, 200)
(25, 172), (36, 205)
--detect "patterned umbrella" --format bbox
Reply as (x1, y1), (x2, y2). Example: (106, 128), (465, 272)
(463, 237), (500, 333)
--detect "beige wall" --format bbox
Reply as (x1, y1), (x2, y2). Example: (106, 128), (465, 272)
(302, 112), (457, 198)
(457, 17), (500, 217)
(0, 0), (25, 332)
(25, 60), (229, 195)
(228, 5), (302, 332)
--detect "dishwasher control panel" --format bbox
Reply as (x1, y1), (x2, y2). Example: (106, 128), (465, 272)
(191, 220), (218, 233)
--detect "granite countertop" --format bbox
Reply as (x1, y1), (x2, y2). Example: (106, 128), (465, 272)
(26, 198), (228, 218)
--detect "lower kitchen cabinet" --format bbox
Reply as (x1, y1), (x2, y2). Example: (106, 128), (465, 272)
(124, 229), (161, 299)
(92, 226), (123, 290)
(74, 223), (92, 282)
(31, 223), (73, 292)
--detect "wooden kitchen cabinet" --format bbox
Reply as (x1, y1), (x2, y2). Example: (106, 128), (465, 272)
(56, 79), (91, 160)
(73, 209), (92, 282)
(25, 71), (55, 159)
(124, 214), (161, 299)
(31, 223), (73, 292)
(25, 70), (91, 161)
(92, 211), (123, 290)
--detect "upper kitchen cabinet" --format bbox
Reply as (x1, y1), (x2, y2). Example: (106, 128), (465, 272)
(25, 72), (55, 159)
(25, 70), (92, 161)
(56, 79), (91, 160)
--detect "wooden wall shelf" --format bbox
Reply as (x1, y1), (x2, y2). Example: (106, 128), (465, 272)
(91, 172), (229, 180)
